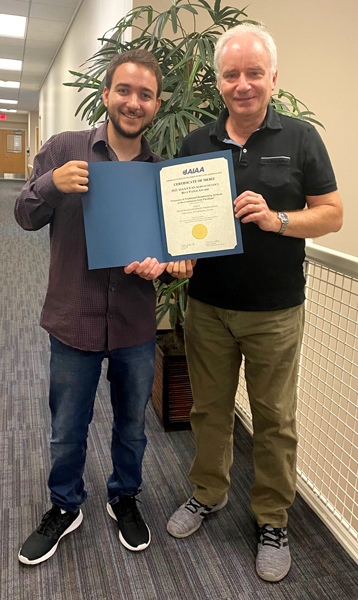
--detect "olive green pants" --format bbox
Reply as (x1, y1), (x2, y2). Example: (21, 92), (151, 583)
(185, 297), (305, 527)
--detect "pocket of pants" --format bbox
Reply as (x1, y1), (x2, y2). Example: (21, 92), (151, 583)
(259, 156), (291, 188)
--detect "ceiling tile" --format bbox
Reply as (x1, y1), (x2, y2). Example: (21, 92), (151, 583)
(19, 73), (44, 86)
(24, 46), (56, 62)
(0, 37), (24, 49)
(0, 44), (24, 61)
(0, 0), (29, 18)
(25, 38), (58, 50)
(28, 18), (68, 34)
(22, 61), (49, 74)
(0, 89), (19, 101)
(30, 3), (75, 22)
(27, 28), (64, 44)
(18, 88), (39, 111)
(34, 0), (80, 7)
(0, 68), (23, 80)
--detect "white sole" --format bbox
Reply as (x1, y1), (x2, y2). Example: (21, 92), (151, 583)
(167, 494), (229, 539)
(107, 502), (151, 551)
(18, 509), (83, 565)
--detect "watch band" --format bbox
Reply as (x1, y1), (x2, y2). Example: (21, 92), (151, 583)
(277, 212), (289, 235)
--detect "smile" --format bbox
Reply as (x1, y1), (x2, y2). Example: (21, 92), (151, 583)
(122, 113), (141, 120)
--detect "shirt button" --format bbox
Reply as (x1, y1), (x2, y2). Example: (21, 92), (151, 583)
(242, 148), (247, 153)
(110, 286), (115, 291)
(108, 314), (112, 319)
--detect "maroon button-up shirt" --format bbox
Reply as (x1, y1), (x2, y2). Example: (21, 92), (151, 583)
(15, 122), (164, 351)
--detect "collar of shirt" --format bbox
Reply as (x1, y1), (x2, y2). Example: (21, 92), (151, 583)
(209, 104), (283, 144)
(92, 120), (155, 162)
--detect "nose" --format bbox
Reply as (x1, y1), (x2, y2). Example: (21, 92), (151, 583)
(236, 73), (250, 92)
(127, 93), (140, 110)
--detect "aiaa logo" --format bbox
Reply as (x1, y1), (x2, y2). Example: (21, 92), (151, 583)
(183, 167), (205, 175)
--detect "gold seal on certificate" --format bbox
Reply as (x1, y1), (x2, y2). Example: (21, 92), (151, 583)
(192, 224), (208, 239)
(159, 156), (237, 256)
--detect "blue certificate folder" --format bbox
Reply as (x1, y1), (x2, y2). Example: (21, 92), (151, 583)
(82, 150), (243, 270)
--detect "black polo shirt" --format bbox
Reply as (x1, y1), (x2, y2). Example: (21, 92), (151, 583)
(179, 105), (337, 311)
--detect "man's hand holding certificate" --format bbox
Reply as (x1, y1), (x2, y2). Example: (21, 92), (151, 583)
(82, 150), (243, 270)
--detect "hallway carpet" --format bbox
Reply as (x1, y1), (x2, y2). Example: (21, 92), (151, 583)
(1, 180), (358, 600)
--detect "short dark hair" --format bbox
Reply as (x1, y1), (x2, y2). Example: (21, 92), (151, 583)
(105, 49), (162, 98)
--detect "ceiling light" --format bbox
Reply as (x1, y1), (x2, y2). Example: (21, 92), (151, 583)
(0, 108), (17, 112)
(0, 80), (20, 88)
(0, 14), (26, 38)
(0, 99), (18, 104)
(0, 58), (22, 71)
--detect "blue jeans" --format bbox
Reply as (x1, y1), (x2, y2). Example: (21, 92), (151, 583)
(48, 334), (156, 512)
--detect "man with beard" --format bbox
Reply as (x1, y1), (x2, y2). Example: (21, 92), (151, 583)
(15, 50), (194, 565)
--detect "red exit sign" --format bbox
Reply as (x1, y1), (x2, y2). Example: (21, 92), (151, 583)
(0, 114), (6, 120)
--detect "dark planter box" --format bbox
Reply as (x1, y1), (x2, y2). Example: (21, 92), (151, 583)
(151, 331), (193, 432)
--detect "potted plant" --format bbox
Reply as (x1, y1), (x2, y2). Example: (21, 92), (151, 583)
(152, 278), (192, 430)
(65, 0), (322, 430)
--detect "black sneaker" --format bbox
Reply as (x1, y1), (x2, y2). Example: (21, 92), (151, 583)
(18, 505), (83, 565)
(107, 496), (151, 551)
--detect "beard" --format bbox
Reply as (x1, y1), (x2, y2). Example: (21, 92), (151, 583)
(108, 107), (152, 139)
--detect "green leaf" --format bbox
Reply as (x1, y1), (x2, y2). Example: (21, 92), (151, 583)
(180, 5), (198, 15)
(188, 56), (202, 90)
(170, 6), (178, 33)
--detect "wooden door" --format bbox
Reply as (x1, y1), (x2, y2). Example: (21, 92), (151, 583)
(0, 129), (25, 176)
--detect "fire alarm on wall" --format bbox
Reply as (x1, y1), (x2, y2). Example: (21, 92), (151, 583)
(0, 114), (6, 120)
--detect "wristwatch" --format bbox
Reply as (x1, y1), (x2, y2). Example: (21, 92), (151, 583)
(277, 212), (289, 235)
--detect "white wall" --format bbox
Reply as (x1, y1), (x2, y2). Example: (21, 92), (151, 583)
(27, 111), (39, 167)
(39, 0), (132, 142)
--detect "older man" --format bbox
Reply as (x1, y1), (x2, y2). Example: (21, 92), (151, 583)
(167, 24), (343, 582)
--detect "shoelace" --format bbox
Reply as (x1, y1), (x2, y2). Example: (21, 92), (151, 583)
(259, 524), (286, 549)
(37, 507), (64, 537)
(184, 497), (206, 514)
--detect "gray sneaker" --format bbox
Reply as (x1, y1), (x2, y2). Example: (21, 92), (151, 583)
(167, 494), (228, 538)
(256, 524), (291, 582)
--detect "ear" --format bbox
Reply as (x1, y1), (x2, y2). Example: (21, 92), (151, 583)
(154, 97), (161, 117)
(103, 86), (109, 108)
(271, 70), (278, 92)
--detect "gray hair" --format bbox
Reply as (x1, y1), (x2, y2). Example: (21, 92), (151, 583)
(214, 23), (277, 78)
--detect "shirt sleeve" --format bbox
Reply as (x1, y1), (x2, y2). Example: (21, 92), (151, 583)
(14, 135), (66, 231)
(302, 126), (337, 196)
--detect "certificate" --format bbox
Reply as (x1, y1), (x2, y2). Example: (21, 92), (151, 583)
(82, 150), (243, 270)
(160, 156), (237, 256)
